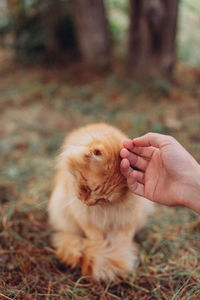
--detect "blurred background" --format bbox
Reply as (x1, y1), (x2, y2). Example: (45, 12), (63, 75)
(0, 1), (200, 299)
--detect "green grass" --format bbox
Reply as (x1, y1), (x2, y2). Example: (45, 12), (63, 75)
(0, 55), (200, 299)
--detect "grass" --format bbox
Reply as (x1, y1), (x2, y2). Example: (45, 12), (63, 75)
(0, 51), (200, 299)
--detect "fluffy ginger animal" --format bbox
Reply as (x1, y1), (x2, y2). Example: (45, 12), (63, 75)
(49, 123), (153, 281)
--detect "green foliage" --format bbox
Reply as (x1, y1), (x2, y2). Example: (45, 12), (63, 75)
(178, 0), (200, 66)
(106, 0), (128, 46)
(107, 0), (127, 11)
(0, 17), (11, 35)
(0, 0), (76, 62)
(180, 0), (197, 12)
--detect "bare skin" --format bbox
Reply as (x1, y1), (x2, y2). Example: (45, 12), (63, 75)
(120, 133), (200, 214)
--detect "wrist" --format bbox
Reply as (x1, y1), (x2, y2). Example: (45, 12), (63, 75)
(182, 164), (200, 214)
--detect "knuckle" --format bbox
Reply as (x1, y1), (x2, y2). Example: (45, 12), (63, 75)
(166, 135), (175, 143)
(146, 132), (153, 137)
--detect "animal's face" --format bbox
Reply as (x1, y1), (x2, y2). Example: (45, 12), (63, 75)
(64, 134), (129, 206)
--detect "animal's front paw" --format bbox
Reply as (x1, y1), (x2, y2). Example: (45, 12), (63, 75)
(56, 247), (81, 269)
(53, 233), (83, 268)
(81, 241), (138, 281)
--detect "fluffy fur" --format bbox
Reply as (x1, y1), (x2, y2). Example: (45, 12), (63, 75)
(49, 123), (153, 281)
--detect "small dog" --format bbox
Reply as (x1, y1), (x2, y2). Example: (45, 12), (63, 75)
(49, 123), (153, 280)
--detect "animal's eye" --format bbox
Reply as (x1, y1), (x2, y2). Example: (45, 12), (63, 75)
(93, 149), (101, 156)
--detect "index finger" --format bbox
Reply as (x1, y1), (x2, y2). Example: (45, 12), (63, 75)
(133, 133), (174, 149)
(123, 139), (156, 159)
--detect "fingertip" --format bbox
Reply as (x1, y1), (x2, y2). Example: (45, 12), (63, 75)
(120, 148), (129, 158)
(123, 138), (133, 148)
(123, 138), (135, 152)
(120, 158), (130, 169)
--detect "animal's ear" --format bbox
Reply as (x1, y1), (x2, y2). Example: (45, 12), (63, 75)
(85, 146), (104, 160)
(92, 148), (102, 156)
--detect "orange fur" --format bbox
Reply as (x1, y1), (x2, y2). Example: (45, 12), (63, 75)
(49, 123), (154, 281)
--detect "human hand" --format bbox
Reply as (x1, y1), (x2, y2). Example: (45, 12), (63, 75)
(120, 133), (200, 214)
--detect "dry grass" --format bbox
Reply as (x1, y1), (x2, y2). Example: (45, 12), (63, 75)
(0, 52), (200, 299)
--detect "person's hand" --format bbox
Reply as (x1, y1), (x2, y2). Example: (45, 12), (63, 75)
(120, 133), (200, 214)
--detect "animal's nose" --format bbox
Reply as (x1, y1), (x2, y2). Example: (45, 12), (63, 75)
(96, 198), (109, 204)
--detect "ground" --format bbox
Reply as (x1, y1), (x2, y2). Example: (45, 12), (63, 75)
(0, 51), (200, 299)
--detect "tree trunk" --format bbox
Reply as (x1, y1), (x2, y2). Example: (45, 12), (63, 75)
(40, 1), (64, 60)
(72, 0), (110, 67)
(128, 0), (179, 77)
